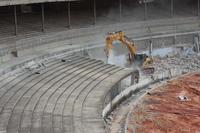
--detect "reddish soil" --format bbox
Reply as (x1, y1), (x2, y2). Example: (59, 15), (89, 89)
(127, 73), (200, 133)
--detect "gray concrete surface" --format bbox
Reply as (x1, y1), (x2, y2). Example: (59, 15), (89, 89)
(0, 1), (199, 52)
(0, 16), (199, 63)
(0, 54), (134, 133)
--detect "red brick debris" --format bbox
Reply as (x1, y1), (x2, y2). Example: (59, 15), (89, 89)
(127, 73), (200, 133)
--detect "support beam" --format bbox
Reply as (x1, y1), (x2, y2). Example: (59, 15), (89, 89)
(131, 72), (139, 85)
(14, 5), (17, 35)
(173, 36), (176, 45)
(170, 0), (174, 17)
(149, 40), (153, 56)
(119, 0), (122, 22)
(41, 3), (45, 32)
(198, 0), (200, 16)
(93, 0), (96, 25)
(131, 75), (135, 85)
(195, 35), (199, 53)
(68, 1), (71, 28)
(144, 2), (147, 20)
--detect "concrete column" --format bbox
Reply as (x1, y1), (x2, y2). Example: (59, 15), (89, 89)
(173, 36), (176, 45)
(119, 0), (122, 22)
(195, 35), (199, 53)
(14, 5), (18, 35)
(198, 0), (200, 16)
(131, 75), (135, 85)
(112, 84), (119, 100)
(93, 0), (96, 25)
(118, 82), (122, 93)
(173, 25), (177, 45)
(149, 40), (153, 56)
(110, 91), (113, 110)
(144, 1), (147, 20)
(131, 72), (139, 85)
(68, 1), (71, 28)
(41, 3), (45, 32)
(170, 0), (174, 17)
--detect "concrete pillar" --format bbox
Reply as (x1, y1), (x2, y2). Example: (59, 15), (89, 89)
(68, 1), (71, 28)
(144, 1), (147, 20)
(111, 84), (119, 100)
(118, 82), (122, 93)
(173, 36), (176, 45)
(110, 84), (119, 109)
(131, 72), (139, 85)
(198, 0), (200, 16)
(41, 3), (45, 32)
(173, 26), (177, 45)
(14, 5), (18, 35)
(110, 90), (112, 109)
(131, 75), (135, 85)
(149, 40), (153, 56)
(170, 0), (174, 17)
(195, 35), (199, 53)
(119, 0), (122, 22)
(93, 0), (96, 25)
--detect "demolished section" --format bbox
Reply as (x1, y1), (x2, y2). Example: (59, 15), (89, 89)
(152, 46), (200, 75)
(126, 73), (200, 133)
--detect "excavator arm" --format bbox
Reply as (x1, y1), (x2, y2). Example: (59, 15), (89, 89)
(105, 31), (136, 59)
(105, 31), (154, 74)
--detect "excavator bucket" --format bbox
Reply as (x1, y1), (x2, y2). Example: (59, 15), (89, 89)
(141, 67), (155, 74)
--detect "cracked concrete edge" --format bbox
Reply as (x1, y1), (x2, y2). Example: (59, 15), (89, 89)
(102, 69), (184, 132)
(0, 44), (102, 76)
(0, 26), (198, 76)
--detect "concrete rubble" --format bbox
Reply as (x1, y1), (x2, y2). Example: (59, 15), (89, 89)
(153, 46), (200, 76)
(107, 45), (200, 133)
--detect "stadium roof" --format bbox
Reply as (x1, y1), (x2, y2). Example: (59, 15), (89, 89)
(0, 0), (78, 7)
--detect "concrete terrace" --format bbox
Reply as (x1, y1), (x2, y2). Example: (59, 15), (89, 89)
(0, 54), (135, 133)
(0, 1), (199, 133)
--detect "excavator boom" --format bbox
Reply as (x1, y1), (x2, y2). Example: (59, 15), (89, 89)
(105, 31), (136, 59)
(105, 31), (154, 74)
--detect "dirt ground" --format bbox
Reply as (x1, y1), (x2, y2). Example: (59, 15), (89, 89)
(126, 73), (200, 133)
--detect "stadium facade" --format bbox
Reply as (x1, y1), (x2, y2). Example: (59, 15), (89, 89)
(0, 0), (198, 36)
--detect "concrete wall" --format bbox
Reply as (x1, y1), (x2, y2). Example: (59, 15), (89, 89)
(135, 34), (195, 52)
(102, 63), (186, 132)
(0, 17), (197, 59)
(0, 16), (199, 74)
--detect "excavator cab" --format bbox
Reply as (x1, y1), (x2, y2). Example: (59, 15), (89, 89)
(127, 53), (143, 65)
(105, 31), (154, 74)
(134, 54), (153, 66)
(135, 54), (154, 74)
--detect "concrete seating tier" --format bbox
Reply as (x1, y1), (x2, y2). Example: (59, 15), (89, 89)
(0, 54), (133, 133)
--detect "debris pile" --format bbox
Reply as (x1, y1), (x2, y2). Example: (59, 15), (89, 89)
(153, 47), (200, 76)
(23, 60), (46, 74)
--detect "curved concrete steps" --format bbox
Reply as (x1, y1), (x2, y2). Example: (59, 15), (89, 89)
(0, 55), (133, 133)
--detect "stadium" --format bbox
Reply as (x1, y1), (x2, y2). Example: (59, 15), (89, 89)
(0, 0), (199, 133)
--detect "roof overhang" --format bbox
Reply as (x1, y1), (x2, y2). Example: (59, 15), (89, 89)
(0, 0), (79, 7)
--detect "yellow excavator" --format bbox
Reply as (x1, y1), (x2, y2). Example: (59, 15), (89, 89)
(105, 31), (154, 74)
